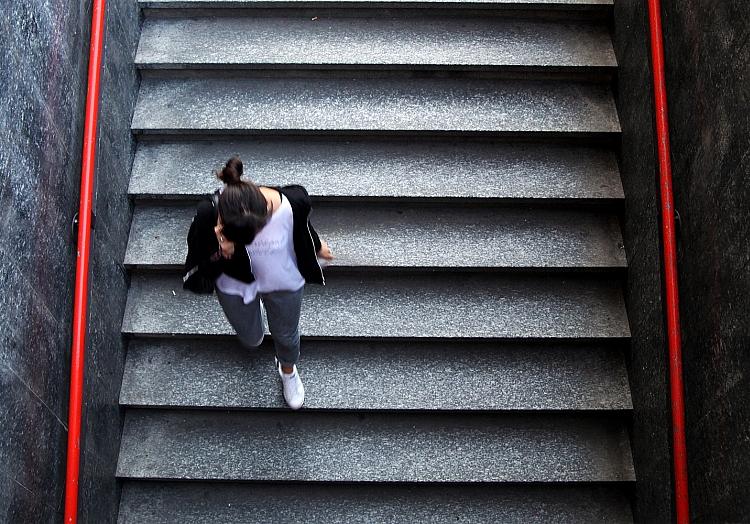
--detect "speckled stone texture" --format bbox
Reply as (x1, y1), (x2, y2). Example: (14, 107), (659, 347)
(118, 482), (633, 524)
(137, 16), (616, 69)
(132, 76), (621, 134)
(140, 0), (614, 8)
(657, 2), (750, 521)
(1, 0), (140, 522)
(129, 139), (623, 201)
(611, 3), (672, 521)
(72, 0), (142, 521)
(116, 1), (637, 520)
(0, 0), (88, 515)
(120, 339), (632, 410)
(117, 409), (635, 481)
(122, 273), (630, 338)
(615, 1), (750, 521)
(1, 0), (138, 521)
(126, 203), (626, 269)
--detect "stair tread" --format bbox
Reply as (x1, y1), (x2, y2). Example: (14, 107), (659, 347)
(129, 139), (624, 201)
(120, 339), (632, 410)
(120, 0), (632, 517)
(131, 77), (621, 134)
(137, 16), (616, 69)
(125, 203), (627, 269)
(140, 0), (614, 8)
(116, 409), (635, 481)
(118, 481), (632, 524)
(122, 273), (630, 338)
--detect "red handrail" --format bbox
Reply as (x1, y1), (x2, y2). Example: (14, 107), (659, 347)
(63, 0), (107, 522)
(646, 1), (690, 522)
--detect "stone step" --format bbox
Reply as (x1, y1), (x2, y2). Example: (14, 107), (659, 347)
(121, 273), (630, 339)
(128, 139), (623, 202)
(131, 76), (620, 135)
(117, 409), (634, 482)
(139, 0), (614, 11)
(136, 16), (615, 71)
(118, 481), (633, 523)
(124, 203), (627, 270)
(120, 338), (632, 410)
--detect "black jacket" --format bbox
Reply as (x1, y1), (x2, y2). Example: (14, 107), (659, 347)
(184, 185), (325, 290)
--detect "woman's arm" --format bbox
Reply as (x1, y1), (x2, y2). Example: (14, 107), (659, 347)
(317, 238), (334, 260)
(309, 221), (334, 260)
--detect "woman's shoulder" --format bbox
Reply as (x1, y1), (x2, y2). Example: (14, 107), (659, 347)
(195, 191), (219, 221)
(278, 184), (309, 196)
(278, 185), (312, 208)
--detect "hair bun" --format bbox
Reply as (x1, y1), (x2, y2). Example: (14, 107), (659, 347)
(217, 155), (243, 185)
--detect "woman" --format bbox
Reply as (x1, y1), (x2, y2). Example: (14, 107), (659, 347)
(210, 156), (333, 409)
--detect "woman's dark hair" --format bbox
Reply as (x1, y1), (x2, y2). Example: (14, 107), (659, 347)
(216, 156), (268, 245)
(216, 155), (244, 184)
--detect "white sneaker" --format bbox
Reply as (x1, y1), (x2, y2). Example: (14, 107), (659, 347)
(276, 358), (305, 410)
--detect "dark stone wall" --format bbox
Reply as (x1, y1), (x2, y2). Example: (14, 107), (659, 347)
(612, 3), (673, 522)
(0, 0), (139, 522)
(0, 1), (90, 520)
(614, 1), (749, 522)
(78, 0), (140, 521)
(659, 2), (750, 522)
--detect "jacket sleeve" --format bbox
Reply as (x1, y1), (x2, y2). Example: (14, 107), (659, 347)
(282, 184), (323, 252)
(197, 248), (225, 280)
(189, 198), (225, 278)
(300, 186), (323, 252)
(308, 220), (322, 252)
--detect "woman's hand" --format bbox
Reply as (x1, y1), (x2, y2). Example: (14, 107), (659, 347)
(317, 239), (334, 261)
(215, 224), (236, 258)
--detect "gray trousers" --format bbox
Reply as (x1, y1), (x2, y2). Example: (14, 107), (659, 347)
(216, 287), (304, 367)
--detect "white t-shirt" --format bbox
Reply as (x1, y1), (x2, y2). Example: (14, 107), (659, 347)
(215, 194), (305, 303)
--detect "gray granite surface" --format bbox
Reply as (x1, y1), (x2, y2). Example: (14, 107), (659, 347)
(137, 16), (616, 69)
(0, 362), (69, 522)
(0, 0), (138, 520)
(0, 0), (88, 514)
(0, 0), (636, 519)
(120, 339), (632, 410)
(116, 409), (635, 481)
(131, 76), (621, 134)
(140, 0), (614, 7)
(128, 139), (624, 200)
(611, 2), (672, 521)
(118, 482), (633, 524)
(75, 0), (142, 521)
(125, 203), (626, 269)
(116, 0), (633, 518)
(122, 272), (630, 338)
(649, 1), (750, 521)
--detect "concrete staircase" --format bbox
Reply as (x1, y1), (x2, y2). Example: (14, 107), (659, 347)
(117, 0), (635, 521)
